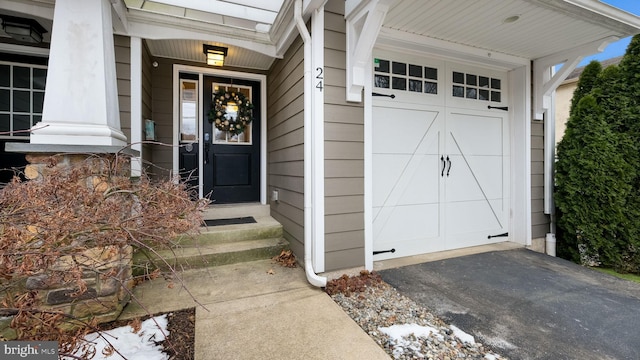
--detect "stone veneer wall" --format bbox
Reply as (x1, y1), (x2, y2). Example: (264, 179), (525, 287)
(0, 153), (134, 340)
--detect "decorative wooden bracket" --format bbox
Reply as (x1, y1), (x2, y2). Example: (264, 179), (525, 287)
(532, 36), (618, 120)
(345, 0), (395, 102)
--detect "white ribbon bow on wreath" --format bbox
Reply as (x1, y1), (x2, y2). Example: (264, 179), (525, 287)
(208, 89), (254, 135)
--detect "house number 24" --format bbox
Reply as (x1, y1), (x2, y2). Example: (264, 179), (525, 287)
(316, 67), (323, 92)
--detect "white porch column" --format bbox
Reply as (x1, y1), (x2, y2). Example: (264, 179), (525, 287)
(31, 0), (127, 146)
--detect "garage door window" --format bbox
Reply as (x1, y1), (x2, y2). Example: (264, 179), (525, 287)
(374, 58), (438, 95)
(452, 71), (501, 102)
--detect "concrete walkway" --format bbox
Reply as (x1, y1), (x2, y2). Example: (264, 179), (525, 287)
(120, 259), (389, 359)
(380, 248), (640, 360)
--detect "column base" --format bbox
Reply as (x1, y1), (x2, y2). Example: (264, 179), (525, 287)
(30, 122), (128, 147)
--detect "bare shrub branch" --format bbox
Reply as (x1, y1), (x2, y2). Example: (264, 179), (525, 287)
(0, 152), (208, 358)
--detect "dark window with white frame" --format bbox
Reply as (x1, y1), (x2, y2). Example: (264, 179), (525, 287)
(374, 58), (438, 95)
(0, 62), (47, 138)
(452, 71), (501, 102)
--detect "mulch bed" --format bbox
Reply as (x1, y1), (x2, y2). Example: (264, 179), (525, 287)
(97, 307), (195, 360)
(162, 308), (195, 359)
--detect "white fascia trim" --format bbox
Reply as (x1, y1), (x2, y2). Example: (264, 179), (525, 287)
(149, 0), (278, 25)
(377, 28), (530, 70)
(122, 10), (278, 58)
(532, 35), (619, 120)
(172, 64), (268, 203)
(0, 43), (49, 58)
(273, 0), (325, 59)
(3, 0), (54, 20)
(274, 20), (298, 58)
(110, 0), (129, 33)
(304, 0), (328, 13)
(130, 37), (142, 177)
(345, 0), (373, 19)
(345, 0), (394, 103)
(548, 0), (640, 34)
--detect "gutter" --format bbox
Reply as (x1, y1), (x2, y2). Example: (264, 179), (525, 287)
(294, 0), (327, 288)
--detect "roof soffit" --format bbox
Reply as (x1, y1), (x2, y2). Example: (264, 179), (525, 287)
(379, 0), (640, 61)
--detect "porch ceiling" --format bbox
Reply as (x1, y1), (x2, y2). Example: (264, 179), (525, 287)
(134, 0), (640, 71)
(123, 0), (283, 34)
(2, 1), (639, 71)
(378, 0), (640, 61)
(122, 0), (286, 70)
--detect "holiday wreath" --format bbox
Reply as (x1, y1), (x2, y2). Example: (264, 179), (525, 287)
(208, 89), (254, 135)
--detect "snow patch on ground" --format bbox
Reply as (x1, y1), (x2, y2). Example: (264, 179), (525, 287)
(378, 323), (444, 359)
(71, 315), (169, 360)
(379, 323), (440, 340)
(450, 324), (475, 344)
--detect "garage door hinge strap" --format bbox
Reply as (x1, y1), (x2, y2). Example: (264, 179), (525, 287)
(373, 248), (396, 255)
(372, 92), (396, 99)
(488, 232), (508, 239)
(487, 105), (508, 111)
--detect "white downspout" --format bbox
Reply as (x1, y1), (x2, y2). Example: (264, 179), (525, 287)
(311, 4), (326, 273)
(545, 91), (557, 256)
(295, 0), (327, 287)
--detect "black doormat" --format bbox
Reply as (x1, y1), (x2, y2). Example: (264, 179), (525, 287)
(203, 216), (257, 227)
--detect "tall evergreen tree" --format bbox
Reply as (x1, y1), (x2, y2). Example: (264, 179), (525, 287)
(613, 34), (640, 271)
(617, 34), (640, 136)
(555, 95), (633, 268)
(569, 61), (602, 115)
(556, 34), (640, 273)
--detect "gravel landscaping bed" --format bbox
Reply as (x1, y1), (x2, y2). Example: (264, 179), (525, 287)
(326, 271), (507, 360)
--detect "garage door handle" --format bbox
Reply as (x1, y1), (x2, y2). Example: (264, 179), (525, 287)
(488, 105), (508, 111)
(446, 156), (452, 176)
(441, 156), (446, 177)
(372, 92), (396, 99)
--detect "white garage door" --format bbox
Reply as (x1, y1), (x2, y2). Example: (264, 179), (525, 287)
(372, 52), (510, 260)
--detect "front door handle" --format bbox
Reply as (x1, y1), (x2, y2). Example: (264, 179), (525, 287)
(204, 132), (211, 164)
(446, 156), (452, 177)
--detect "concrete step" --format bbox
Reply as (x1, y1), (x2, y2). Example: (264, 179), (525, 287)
(202, 203), (270, 220)
(175, 216), (283, 246)
(133, 213), (288, 274)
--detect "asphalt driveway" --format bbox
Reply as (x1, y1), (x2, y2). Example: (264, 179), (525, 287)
(379, 248), (640, 360)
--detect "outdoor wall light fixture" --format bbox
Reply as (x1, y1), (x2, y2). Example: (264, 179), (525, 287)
(0, 15), (47, 43)
(203, 44), (228, 66)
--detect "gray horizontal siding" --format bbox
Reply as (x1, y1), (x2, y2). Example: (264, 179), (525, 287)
(268, 34), (306, 258)
(115, 35), (131, 141)
(531, 120), (548, 239)
(148, 56), (174, 178)
(323, 0), (365, 271)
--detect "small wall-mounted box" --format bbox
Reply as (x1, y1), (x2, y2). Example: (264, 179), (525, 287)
(271, 189), (279, 202)
(145, 119), (156, 141)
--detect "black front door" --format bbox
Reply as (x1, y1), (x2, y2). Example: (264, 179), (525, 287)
(203, 76), (260, 203)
